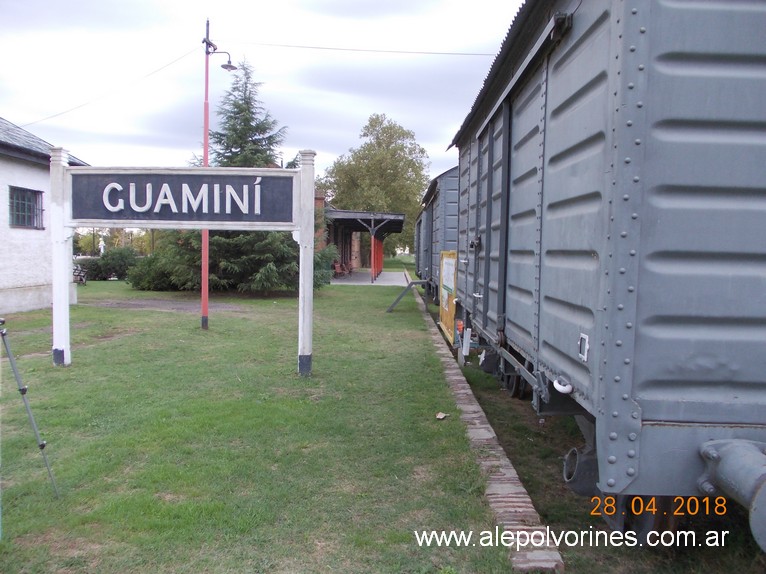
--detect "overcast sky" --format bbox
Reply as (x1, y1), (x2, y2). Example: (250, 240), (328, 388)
(1, 0), (524, 180)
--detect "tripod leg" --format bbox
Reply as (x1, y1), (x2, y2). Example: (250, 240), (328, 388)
(0, 325), (60, 498)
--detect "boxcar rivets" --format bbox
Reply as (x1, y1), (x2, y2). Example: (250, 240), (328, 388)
(607, 478), (616, 487)
(624, 157), (632, 164)
(632, 412), (639, 419)
(610, 432), (618, 440)
(621, 231), (628, 238)
(618, 304), (624, 310)
(624, 358), (631, 364)
(619, 268), (626, 274)
(633, 176), (640, 182)
(700, 481), (716, 495)
(627, 467), (636, 476)
(629, 433), (637, 441)
(628, 449), (636, 458)
(626, 322), (633, 329)
(608, 456), (617, 463)
(628, 286), (635, 292)
(640, 27), (647, 33)
(614, 376), (621, 382)
(622, 394), (629, 400)
(616, 340), (623, 346)
(612, 411), (619, 417)
(627, 120), (633, 126)
(702, 447), (720, 461)
(628, 82), (635, 89)
(632, 8), (638, 14)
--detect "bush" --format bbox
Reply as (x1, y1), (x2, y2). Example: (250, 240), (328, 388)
(314, 243), (338, 289)
(76, 247), (138, 281)
(101, 247), (138, 280)
(125, 232), (338, 293)
(126, 254), (175, 291)
(75, 257), (103, 281)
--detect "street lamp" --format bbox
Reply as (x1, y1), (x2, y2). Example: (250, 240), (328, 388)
(201, 19), (237, 330)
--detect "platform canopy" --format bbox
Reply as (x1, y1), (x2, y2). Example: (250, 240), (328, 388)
(323, 207), (405, 282)
(324, 208), (405, 237)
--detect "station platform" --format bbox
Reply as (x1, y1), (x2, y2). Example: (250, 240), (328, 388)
(330, 269), (408, 287)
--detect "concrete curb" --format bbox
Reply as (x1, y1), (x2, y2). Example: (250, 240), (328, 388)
(405, 276), (565, 572)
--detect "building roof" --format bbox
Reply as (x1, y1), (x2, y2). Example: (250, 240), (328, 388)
(0, 116), (87, 166)
(451, 0), (557, 148)
(324, 206), (405, 238)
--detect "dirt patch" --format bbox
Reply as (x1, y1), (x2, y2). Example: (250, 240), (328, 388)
(80, 299), (247, 313)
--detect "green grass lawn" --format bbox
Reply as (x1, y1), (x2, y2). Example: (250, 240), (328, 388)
(0, 282), (509, 573)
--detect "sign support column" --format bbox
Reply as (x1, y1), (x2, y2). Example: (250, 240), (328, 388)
(50, 148), (72, 366)
(297, 150), (315, 376)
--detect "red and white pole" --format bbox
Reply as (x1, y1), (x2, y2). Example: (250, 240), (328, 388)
(201, 19), (212, 330)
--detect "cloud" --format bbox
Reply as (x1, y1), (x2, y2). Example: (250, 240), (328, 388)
(1, 0), (524, 179)
(298, 0), (439, 19)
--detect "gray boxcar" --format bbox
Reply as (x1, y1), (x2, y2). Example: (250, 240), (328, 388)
(452, 0), (766, 546)
(415, 166), (459, 301)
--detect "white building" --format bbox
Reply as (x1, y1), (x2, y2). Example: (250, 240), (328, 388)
(1, 117), (86, 313)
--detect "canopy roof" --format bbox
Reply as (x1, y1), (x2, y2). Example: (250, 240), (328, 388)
(324, 207), (405, 238)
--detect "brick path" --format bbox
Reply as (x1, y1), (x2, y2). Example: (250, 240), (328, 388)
(409, 282), (566, 572)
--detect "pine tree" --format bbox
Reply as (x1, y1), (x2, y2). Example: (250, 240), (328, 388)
(210, 61), (287, 168)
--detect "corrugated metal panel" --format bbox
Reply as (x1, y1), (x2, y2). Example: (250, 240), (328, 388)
(537, 2), (612, 404)
(456, 145), (472, 308)
(464, 138), (481, 317)
(414, 215), (423, 278)
(505, 62), (546, 361)
(430, 167), (459, 287)
(473, 123), (492, 336)
(632, 0), (766, 426)
(485, 109), (508, 341)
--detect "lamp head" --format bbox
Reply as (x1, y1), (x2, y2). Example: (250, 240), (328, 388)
(221, 60), (237, 71)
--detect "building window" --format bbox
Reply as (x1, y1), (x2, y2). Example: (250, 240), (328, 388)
(9, 186), (45, 229)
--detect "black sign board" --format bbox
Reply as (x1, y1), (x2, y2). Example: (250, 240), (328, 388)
(70, 171), (294, 226)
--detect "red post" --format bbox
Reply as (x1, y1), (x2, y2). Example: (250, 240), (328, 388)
(376, 237), (383, 278)
(201, 20), (212, 330)
(370, 234), (375, 283)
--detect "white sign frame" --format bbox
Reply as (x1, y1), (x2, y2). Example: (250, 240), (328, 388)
(50, 148), (317, 375)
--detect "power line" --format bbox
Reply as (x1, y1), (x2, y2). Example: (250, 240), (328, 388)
(241, 41), (495, 57)
(19, 41), (493, 129)
(21, 47), (200, 128)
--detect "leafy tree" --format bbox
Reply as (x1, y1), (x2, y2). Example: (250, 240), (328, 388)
(317, 113), (429, 252)
(74, 229), (103, 256)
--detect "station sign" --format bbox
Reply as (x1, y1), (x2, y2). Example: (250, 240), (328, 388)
(51, 151), (317, 375)
(68, 168), (297, 230)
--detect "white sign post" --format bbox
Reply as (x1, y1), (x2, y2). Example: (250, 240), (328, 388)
(50, 148), (316, 375)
